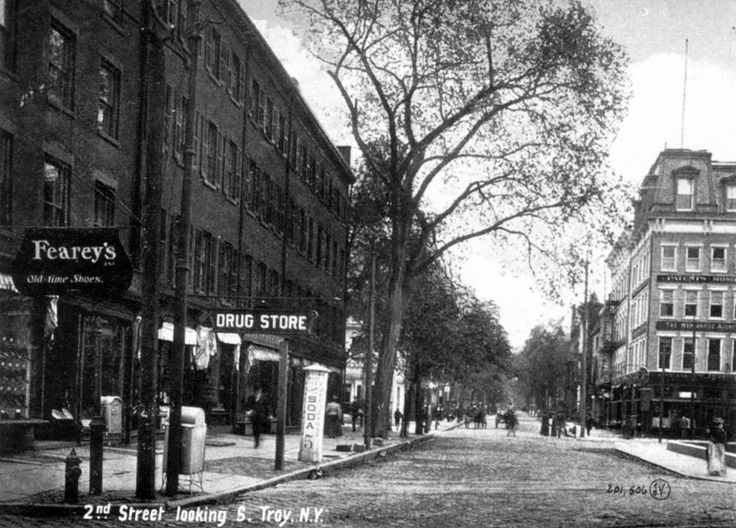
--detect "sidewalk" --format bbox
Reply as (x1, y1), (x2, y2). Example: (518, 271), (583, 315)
(520, 416), (736, 483)
(0, 421), (455, 515)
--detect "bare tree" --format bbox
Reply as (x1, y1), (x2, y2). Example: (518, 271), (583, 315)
(280, 0), (630, 436)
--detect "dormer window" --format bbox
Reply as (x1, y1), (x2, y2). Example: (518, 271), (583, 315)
(676, 177), (693, 210)
(726, 184), (736, 211)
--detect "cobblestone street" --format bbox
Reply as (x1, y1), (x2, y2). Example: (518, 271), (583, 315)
(2, 415), (735, 528)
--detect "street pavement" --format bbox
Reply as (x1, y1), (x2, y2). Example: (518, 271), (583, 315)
(1, 414), (735, 527)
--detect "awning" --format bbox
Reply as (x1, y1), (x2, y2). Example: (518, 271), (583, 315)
(248, 345), (281, 362)
(157, 322), (197, 345)
(216, 332), (242, 345)
(0, 273), (18, 293)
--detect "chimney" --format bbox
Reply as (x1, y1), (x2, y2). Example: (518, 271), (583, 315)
(337, 146), (351, 166)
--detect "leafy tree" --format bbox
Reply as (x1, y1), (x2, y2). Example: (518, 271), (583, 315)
(281, 0), (630, 435)
(515, 323), (570, 412)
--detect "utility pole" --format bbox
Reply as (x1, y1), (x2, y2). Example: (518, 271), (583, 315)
(579, 258), (589, 438)
(136, 0), (167, 500)
(364, 250), (376, 449)
(166, 0), (201, 496)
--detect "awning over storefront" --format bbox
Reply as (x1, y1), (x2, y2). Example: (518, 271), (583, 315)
(216, 332), (242, 345)
(0, 273), (18, 293)
(248, 345), (281, 362)
(157, 322), (197, 345)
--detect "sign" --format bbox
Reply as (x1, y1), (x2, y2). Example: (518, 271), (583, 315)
(214, 310), (318, 334)
(12, 228), (133, 296)
(656, 320), (736, 333)
(298, 365), (330, 463)
(657, 274), (736, 284)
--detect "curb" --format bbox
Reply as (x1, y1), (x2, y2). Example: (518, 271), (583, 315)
(0, 425), (457, 518)
(611, 445), (736, 484)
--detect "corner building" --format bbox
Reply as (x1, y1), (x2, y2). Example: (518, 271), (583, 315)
(598, 149), (736, 437)
(0, 0), (352, 440)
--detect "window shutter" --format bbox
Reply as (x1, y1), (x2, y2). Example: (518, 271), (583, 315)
(216, 132), (224, 189)
(193, 111), (200, 172)
(238, 60), (245, 103)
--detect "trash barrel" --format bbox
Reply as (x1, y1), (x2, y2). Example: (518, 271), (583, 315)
(163, 406), (206, 475)
(100, 396), (122, 435)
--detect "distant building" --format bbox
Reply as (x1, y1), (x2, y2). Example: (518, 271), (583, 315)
(598, 149), (736, 436)
(0, 0), (352, 439)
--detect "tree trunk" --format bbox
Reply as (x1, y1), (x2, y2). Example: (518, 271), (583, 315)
(371, 212), (410, 437)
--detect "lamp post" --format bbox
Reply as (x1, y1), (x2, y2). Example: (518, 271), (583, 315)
(690, 314), (697, 439)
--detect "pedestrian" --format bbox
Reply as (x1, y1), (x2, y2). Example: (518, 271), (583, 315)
(246, 386), (269, 448)
(569, 424), (577, 438)
(707, 417), (728, 476)
(351, 400), (362, 432)
(680, 415), (690, 439)
(586, 414), (594, 437)
(325, 395), (343, 439)
(394, 408), (403, 429)
(506, 408), (518, 437)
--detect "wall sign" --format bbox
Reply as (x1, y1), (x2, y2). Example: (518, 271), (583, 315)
(12, 228), (133, 296)
(214, 310), (318, 334)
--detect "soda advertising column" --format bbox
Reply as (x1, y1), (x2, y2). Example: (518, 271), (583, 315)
(298, 364), (330, 463)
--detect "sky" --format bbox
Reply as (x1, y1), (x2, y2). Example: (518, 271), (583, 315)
(240, 0), (736, 349)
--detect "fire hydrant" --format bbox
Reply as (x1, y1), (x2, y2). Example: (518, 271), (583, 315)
(64, 448), (82, 504)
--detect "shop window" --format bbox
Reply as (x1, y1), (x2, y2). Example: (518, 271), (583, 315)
(48, 20), (76, 110)
(708, 338), (721, 371)
(44, 157), (70, 226)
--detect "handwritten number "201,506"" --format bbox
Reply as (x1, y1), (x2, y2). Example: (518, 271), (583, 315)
(607, 484), (648, 496)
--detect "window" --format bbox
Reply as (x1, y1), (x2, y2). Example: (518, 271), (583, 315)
(685, 246), (700, 271)
(93, 181), (115, 226)
(265, 98), (274, 140)
(676, 177), (693, 210)
(224, 139), (239, 200)
(44, 158), (71, 226)
(658, 337), (672, 369)
(205, 28), (221, 78)
(684, 290), (698, 317)
(682, 337), (694, 370)
(659, 290), (674, 317)
(229, 52), (243, 102)
(48, 21), (75, 109)
(727, 185), (736, 211)
(0, 130), (11, 225)
(709, 291), (724, 318)
(102, 0), (123, 20)
(661, 246), (677, 270)
(98, 59), (121, 138)
(205, 121), (217, 185)
(708, 338), (721, 371)
(218, 242), (235, 296)
(0, 0), (17, 70)
(711, 247), (726, 272)
(306, 216), (314, 260)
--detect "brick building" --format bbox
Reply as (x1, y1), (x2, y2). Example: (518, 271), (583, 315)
(597, 149), (736, 437)
(0, 0), (352, 440)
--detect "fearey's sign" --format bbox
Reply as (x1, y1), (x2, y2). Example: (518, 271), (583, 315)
(12, 228), (133, 296)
